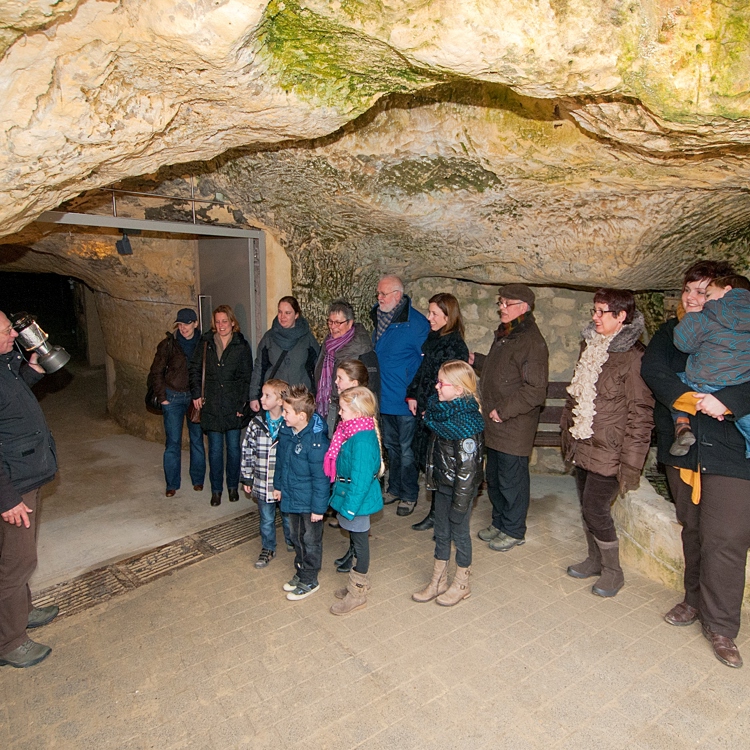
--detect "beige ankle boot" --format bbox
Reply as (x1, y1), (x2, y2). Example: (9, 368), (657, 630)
(412, 559), (449, 603)
(436, 566), (471, 606)
(330, 570), (368, 615)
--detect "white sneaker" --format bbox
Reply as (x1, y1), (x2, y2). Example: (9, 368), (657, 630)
(286, 582), (320, 601)
(282, 575), (301, 592)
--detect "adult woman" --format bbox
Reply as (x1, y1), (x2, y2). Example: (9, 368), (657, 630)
(314, 300), (380, 437)
(561, 289), (654, 598)
(190, 305), (253, 507)
(149, 308), (205, 497)
(249, 297), (319, 412)
(406, 293), (469, 530)
(642, 261), (750, 669)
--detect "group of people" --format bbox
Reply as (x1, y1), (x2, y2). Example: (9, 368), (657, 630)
(2, 261), (750, 669)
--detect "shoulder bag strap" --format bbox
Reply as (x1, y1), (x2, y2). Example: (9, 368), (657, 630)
(267, 349), (287, 380)
(201, 341), (207, 401)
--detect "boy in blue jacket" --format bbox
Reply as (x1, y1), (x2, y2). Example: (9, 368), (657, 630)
(273, 385), (331, 600)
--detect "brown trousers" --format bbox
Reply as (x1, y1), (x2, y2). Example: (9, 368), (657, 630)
(667, 468), (750, 639)
(0, 488), (40, 654)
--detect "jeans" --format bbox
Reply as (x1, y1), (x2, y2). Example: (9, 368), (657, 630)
(288, 513), (324, 586)
(206, 429), (241, 493)
(258, 500), (291, 552)
(162, 389), (206, 491)
(433, 487), (472, 567)
(485, 449), (530, 540)
(381, 413), (419, 502)
(674, 373), (750, 458)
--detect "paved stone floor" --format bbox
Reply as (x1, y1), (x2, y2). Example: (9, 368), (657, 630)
(4, 478), (750, 750)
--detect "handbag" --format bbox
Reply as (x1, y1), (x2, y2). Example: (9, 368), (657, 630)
(188, 341), (207, 424)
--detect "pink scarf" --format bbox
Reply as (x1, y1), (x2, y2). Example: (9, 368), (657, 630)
(324, 416), (375, 481)
(315, 326), (357, 417)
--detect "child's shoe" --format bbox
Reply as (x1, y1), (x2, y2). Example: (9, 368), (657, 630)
(282, 574), (301, 592)
(285, 542), (295, 552)
(286, 582), (320, 600)
(670, 422), (696, 456)
(255, 549), (275, 569)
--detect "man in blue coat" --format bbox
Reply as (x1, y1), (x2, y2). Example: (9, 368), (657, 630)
(370, 275), (429, 516)
(0, 311), (59, 668)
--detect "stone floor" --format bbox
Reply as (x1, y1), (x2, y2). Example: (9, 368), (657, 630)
(3, 364), (750, 749)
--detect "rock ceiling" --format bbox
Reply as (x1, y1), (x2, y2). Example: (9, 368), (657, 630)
(2, 0), (750, 293)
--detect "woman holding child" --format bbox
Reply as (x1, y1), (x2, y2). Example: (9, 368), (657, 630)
(325, 386), (384, 614)
(642, 261), (750, 669)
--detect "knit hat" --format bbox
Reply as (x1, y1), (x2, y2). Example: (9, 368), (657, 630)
(498, 284), (535, 308)
(175, 308), (198, 324)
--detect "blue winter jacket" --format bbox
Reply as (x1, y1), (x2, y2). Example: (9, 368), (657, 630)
(328, 430), (384, 521)
(673, 288), (750, 389)
(274, 412), (330, 515)
(370, 296), (429, 415)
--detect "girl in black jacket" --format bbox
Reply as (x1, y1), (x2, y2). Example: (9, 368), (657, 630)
(412, 360), (484, 608)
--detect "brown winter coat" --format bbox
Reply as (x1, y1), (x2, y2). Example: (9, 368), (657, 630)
(149, 333), (191, 403)
(473, 314), (549, 457)
(561, 313), (654, 479)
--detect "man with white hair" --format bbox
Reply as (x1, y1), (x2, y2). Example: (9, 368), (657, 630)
(370, 275), (429, 516)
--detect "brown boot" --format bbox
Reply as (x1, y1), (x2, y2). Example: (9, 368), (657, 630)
(592, 538), (624, 597)
(436, 566), (471, 606)
(334, 573), (371, 600)
(567, 527), (602, 579)
(412, 559), (449, 602)
(330, 570), (368, 615)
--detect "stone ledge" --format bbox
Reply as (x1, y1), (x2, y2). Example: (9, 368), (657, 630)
(615, 478), (750, 607)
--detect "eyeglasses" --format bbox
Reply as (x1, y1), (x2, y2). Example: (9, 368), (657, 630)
(376, 289), (400, 299)
(0, 326), (13, 336)
(498, 299), (524, 308)
(590, 308), (617, 318)
(327, 318), (349, 327)
(435, 381), (454, 389)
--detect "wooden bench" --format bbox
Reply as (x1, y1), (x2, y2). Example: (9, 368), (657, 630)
(533, 381), (570, 448)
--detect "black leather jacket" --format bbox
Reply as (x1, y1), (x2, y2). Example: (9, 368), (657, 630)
(424, 431), (484, 513)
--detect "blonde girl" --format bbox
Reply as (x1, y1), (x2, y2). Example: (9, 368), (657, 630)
(413, 360), (485, 606)
(324, 386), (384, 615)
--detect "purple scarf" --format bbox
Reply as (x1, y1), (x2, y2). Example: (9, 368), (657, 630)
(315, 325), (357, 417)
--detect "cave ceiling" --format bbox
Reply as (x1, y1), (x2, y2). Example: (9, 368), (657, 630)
(2, 0), (750, 293)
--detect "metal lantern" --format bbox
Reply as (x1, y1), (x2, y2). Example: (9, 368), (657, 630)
(11, 312), (71, 373)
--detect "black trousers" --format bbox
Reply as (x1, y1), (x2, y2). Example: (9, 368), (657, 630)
(485, 448), (530, 540)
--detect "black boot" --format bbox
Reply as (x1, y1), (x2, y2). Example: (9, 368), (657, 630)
(412, 496), (435, 531)
(334, 543), (355, 573)
(210, 492), (221, 506)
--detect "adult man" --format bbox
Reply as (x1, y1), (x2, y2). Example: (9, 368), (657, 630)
(472, 284), (549, 551)
(0, 311), (59, 668)
(313, 299), (380, 437)
(370, 275), (429, 516)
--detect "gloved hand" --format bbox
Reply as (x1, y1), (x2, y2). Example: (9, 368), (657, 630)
(618, 464), (641, 498)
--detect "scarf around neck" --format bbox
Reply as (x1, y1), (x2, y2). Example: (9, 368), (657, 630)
(495, 311), (530, 340)
(271, 315), (312, 351)
(324, 416), (376, 481)
(316, 325), (357, 416)
(423, 394), (485, 440)
(375, 296), (407, 342)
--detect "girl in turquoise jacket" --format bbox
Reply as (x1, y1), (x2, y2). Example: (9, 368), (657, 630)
(324, 386), (384, 615)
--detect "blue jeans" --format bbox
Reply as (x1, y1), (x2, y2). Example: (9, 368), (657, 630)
(206, 429), (241, 493)
(675, 373), (750, 458)
(381, 413), (419, 502)
(288, 513), (324, 586)
(162, 389), (205, 491)
(258, 500), (291, 552)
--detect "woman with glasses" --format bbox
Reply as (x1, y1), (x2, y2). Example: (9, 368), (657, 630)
(642, 261), (750, 669)
(313, 299), (380, 438)
(561, 289), (654, 598)
(406, 293), (469, 531)
(248, 296), (320, 413)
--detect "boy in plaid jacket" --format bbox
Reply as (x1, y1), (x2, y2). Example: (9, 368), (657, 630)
(241, 379), (292, 568)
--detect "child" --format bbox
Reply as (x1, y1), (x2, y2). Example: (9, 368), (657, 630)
(671, 275), (750, 458)
(273, 385), (330, 600)
(413, 360), (484, 607)
(240, 379), (293, 568)
(324, 386), (384, 615)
